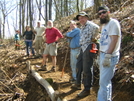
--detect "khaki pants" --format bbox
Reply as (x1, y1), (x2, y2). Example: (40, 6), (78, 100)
(35, 36), (44, 55)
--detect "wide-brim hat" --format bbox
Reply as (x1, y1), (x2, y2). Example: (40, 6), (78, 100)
(76, 11), (89, 20)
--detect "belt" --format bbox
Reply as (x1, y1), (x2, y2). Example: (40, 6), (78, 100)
(46, 43), (51, 45)
(71, 47), (80, 49)
(100, 51), (106, 53)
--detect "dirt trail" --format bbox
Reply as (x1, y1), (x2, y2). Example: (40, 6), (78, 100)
(30, 56), (98, 101)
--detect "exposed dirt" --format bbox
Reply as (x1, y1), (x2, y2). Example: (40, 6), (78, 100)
(0, 42), (133, 101)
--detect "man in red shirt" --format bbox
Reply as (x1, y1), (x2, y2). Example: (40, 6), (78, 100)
(41, 20), (63, 71)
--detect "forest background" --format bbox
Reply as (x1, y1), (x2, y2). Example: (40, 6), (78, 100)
(0, 0), (95, 39)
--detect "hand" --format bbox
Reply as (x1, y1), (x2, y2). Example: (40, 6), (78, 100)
(102, 54), (112, 67)
(33, 40), (35, 44)
(52, 42), (57, 46)
(76, 51), (80, 59)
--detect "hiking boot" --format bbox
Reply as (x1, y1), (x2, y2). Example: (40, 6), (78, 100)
(50, 66), (56, 72)
(39, 65), (47, 71)
(77, 90), (90, 97)
(71, 84), (81, 90)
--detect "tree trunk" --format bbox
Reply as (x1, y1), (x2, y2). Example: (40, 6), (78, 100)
(26, 0), (29, 25)
(45, 0), (48, 25)
(22, 0), (26, 37)
(76, 0), (79, 13)
(54, 0), (61, 20)
(0, 18), (2, 39)
(39, 0), (41, 20)
(29, 0), (33, 28)
(19, 0), (22, 37)
(49, 0), (52, 20)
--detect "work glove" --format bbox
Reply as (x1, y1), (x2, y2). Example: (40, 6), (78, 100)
(102, 54), (112, 67)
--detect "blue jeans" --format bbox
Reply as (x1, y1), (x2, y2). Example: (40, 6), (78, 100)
(25, 41), (35, 56)
(70, 48), (80, 80)
(97, 52), (119, 101)
(76, 44), (94, 91)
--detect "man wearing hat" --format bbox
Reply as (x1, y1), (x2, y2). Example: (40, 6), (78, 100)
(72, 11), (100, 97)
(97, 6), (121, 101)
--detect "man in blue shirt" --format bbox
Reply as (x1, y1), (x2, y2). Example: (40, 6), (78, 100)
(66, 20), (80, 83)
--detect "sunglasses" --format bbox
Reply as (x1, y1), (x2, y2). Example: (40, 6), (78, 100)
(98, 11), (107, 15)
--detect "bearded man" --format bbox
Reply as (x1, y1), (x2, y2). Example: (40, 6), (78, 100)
(97, 6), (121, 101)
(41, 20), (63, 71)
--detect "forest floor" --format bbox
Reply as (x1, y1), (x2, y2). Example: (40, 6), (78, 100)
(0, 42), (133, 101)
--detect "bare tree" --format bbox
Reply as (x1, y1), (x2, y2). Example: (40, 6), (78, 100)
(0, 17), (2, 38)
(76, 0), (79, 12)
(19, 0), (22, 36)
(39, 0), (41, 20)
(49, 0), (52, 20)
(0, 0), (17, 38)
(54, 0), (61, 20)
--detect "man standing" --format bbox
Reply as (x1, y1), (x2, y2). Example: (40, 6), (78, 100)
(72, 11), (99, 97)
(41, 20), (63, 71)
(34, 21), (46, 57)
(97, 6), (121, 101)
(66, 20), (80, 83)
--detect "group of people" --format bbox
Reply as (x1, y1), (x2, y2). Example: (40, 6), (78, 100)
(14, 20), (64, 72)
(14, 5), (121, 101)
(66, 5), (121, 101)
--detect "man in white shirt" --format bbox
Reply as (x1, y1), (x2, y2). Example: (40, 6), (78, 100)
(97, 5), (121, 101)
(34, 21), (46, 57)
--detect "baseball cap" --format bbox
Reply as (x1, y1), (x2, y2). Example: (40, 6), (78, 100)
(76, 11), (89, 20)
(98, 5), (109, 12)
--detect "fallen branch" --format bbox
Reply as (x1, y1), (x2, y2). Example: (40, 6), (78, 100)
(27, 61), (63, 101)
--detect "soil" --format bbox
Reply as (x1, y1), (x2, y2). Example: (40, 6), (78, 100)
(0, 43), (133, 101)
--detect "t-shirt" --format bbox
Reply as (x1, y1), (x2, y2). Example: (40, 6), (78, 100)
(45, 27), (63, 43)
(35, 26), (45, 36)
(100, 18), (121, 56)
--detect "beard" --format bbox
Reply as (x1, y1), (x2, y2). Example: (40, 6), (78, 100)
(47, 25), (53, 28)
(100, 15), (110, 24)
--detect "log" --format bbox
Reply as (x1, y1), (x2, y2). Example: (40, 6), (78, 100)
(27, 61), (62, 101)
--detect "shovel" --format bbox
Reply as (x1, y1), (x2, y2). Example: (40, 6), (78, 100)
(60, 47), (69, 78)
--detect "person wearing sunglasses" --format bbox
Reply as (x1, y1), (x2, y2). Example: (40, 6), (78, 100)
(97, 6), (121, 101)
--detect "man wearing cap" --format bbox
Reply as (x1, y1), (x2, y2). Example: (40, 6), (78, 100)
(34, 21), (46, 57)
(97, 6), (121, 101)
(72, 11), (99, 97)
(66, 20), (80, 83)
